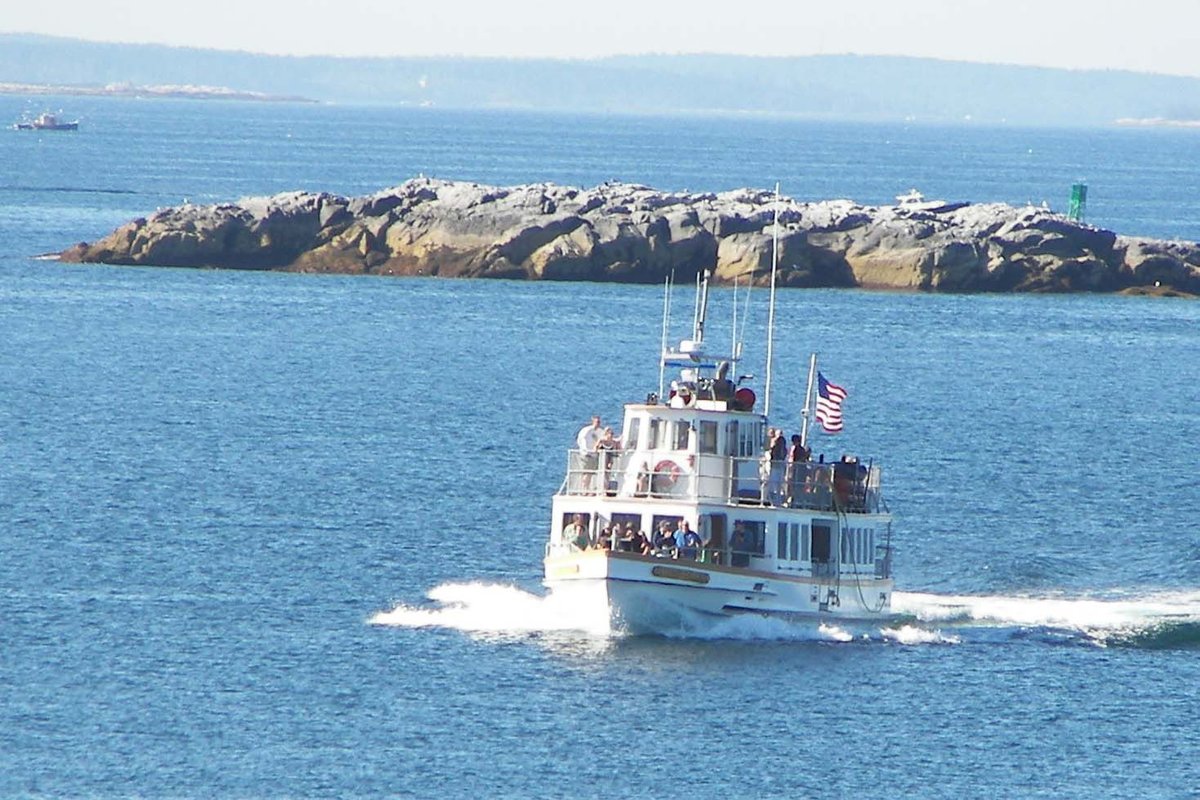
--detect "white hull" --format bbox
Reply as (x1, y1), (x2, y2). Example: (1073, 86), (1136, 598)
(545, 549), (895, 635)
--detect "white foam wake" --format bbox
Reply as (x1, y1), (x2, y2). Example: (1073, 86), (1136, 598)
(371, 582), (873, 643)
(893, 589), (1200, 643)
(370, 581), (613, 637)
(370, 583), (1200, 647)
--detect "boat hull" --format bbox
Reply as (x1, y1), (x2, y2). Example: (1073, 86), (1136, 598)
(544, 549), (895, 635)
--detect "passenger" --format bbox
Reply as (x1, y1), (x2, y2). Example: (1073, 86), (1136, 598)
(677, 520), (703, 560)
(629, 526), (651, 555)
(596, 427), (619, 495)
(595, 524), (612, 550)
(576, 415), (603, 493)
(652, 521), (676, 556)
(786, 434), (811, 505)
(618, 523), (635, 551)
(563, 514), (589, 550)
(730, 523), (750, 567)
(768, 428), (787, 505)
(758, 445), (772, 505)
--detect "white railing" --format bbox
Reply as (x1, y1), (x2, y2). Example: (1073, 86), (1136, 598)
(558, 450), (885, 513)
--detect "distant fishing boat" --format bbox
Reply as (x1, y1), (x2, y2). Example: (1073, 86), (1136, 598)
(13, 112), (79, 131)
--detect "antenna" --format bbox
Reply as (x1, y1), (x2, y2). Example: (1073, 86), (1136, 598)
(737, 269), (753, 368)
(658, 270), (673, 400)
(696, 270), (710, 344)
(764, 183), (781, 417)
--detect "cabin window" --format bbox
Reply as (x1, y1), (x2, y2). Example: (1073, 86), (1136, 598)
(841, 530), (850, 564)
(789, 523), (800, 562)
(702, 513), (727, 550)
(560, 512), (593, 538)
(673, 420), (691, 451)
(800, 523), (810, 561)
(777, 523), (787, 561)
(625, 418), (641, 450)
(648, 418), (664, 449)
(699, 421), (718, 454)
(866, 528), (875, 565)
(725, 421), (739, 456)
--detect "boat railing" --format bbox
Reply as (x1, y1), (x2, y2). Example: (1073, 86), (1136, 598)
(559, 449), (884, 513)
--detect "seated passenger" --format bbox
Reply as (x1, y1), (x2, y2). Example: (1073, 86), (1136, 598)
(563, 514), (589, 550)
(730, 524), (750, 567)
(677, 520), (703, 560)
(652, 522), (676, 555)
(618, 523), (636, 551)
(594, 524), (610, 549)
(630, 527), (651, 555)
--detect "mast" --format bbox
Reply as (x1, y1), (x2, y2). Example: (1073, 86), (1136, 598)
(658, 271), (673, 400)
(730, 276), (739, 375)
(800, 352), (818, 448)
(764, 182), (781, 417)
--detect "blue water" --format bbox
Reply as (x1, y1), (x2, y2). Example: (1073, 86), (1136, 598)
(2, 97), (1199, 798)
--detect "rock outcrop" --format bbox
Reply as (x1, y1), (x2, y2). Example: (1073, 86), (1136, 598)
(59, 178), (1200, 294)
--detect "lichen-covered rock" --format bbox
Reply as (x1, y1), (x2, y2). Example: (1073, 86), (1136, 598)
(57, 178), (1199, 295)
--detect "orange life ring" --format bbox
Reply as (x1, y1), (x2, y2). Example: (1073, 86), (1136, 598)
(652, 459), (682, 494)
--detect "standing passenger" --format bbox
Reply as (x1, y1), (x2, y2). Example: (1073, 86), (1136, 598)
(768, 428), (787, 505)
(786, 434), (810, 506)
(576, 415), (603, 493)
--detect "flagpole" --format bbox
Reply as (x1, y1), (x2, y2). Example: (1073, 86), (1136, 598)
(800, 352), (817, 448)
(764, 182), (780, 417)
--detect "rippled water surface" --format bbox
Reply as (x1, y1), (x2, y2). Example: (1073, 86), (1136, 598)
(1, 97), (1199, 798)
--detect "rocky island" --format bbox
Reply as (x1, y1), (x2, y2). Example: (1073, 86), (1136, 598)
(60, 178), (1199, 295)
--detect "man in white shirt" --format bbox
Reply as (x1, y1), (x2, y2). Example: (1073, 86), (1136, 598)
(576, 415), (602, 492)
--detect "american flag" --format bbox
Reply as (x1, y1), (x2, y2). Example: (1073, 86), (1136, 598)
(815, 372), (848, 433)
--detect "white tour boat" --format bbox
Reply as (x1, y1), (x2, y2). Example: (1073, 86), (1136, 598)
(543, 268), (896, 634)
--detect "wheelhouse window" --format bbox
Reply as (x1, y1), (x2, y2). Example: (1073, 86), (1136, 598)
(672, 420), (691, 451)
(699, 420), (718, 454)
(625, 418), (641, 450)
(648, 418), (664, 449)
(736, 421), (762, 457)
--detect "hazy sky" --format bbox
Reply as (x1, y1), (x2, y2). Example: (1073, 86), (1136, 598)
(5, 0), (1199, 77)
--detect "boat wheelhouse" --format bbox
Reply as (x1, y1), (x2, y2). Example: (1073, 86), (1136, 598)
(543, 277), (896, 634)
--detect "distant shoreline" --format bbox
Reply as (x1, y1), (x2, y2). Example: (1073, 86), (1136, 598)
(1114, 117), (1200, 128)
(0, 81), (314, 103)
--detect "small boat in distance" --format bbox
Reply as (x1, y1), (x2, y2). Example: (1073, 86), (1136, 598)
(543, 197), (898, 634)
(13, 112), (79, 131)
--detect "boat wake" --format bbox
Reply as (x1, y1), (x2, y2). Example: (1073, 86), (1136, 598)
(370, 583), (1200, 649)
(895, 589), (1200, 649)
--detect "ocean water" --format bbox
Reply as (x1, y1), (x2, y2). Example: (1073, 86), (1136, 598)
(2, 97), (1199, 798)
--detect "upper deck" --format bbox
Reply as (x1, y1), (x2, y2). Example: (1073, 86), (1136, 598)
(561, 401), (885, 515)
